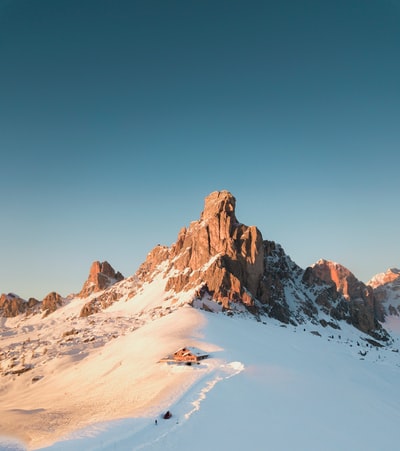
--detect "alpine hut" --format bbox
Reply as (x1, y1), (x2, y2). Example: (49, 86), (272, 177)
(159, 346), (208, 364)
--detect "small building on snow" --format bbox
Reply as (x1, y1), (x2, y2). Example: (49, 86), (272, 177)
(159, 346), (208, 364)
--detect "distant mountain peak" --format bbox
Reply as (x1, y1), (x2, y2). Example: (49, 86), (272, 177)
(368, 268), (400, 316)
(79, 260), (124, 298)
(368, 267), (400, 288)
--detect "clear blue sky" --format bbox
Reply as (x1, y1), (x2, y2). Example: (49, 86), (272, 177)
(1, 0), (399, 299)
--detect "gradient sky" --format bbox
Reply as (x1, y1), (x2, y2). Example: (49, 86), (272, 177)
(1, 0), (399, 300)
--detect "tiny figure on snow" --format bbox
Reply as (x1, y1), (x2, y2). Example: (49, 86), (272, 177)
(155, 419), (158, 425)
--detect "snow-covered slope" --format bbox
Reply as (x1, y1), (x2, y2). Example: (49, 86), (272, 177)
(3, 307), (400, 451)
(1, 279), (400, 451)
(0, 282), (212, 449)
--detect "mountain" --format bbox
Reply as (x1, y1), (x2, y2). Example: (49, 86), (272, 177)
(1, 190), (399, 450)
(0, 261), (123, 319)
(0, 191), (391, 338)
(368, 268), (400, 316)
(0, 293), (40, 317)
(77, 190), (389, 340)
(309, 259), (385, 337)
(79, 261), (124, 298)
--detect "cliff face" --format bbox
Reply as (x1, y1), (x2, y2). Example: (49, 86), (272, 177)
(79, 261), (124, 298)
(309, 260), (386, 338)
(164, 191), (265, 309)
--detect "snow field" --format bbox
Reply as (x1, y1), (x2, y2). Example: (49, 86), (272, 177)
(29, 312), (400, 450)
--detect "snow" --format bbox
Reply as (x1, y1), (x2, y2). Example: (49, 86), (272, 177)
(1, 283), (400, 451)
(39, 316), (400, 450)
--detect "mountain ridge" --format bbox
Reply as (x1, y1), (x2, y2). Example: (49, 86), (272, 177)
(1, 190), (396, 342)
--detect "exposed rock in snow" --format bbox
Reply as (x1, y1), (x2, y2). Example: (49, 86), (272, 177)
(41, 292), (64, 317)
(0, 293), (39, 317)
(78, 261), (124, 298)
(309, 259), (386, 339)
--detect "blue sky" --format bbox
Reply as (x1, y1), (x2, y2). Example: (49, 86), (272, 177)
(1, 0), (399, 299)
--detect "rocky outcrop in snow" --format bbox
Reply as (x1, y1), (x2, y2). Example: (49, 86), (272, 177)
(79, 261), (124, 298)
(41, 291), (64, 317)
(307, 260), (386, 339)
(0, 293), (39, 317)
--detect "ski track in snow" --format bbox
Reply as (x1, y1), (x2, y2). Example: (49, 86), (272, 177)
(45, 360), (243, 451)
(25, 359), (245, 451)
(182, 361), (244, 421)
(129, 360), (244, 451)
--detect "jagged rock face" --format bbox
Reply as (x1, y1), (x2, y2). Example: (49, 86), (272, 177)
(79, 261), (124, 298)
(165, 191), (265, 309)
(0, 293), (26, 317)
(311, 260), (370, 302)
(41, 292), (64, 316)
(0, 293), (40, 317)
(368, 268), (400, 316)
(309, 260), (385, 336)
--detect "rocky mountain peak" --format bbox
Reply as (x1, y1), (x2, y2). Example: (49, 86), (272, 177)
(368, 268), (400, 289)
(162, 191), (264, 309)
(128, 191), (390, 340)
(311, 259), (356, 300)
(368, 268), (400, 316)
(200, 190), (238, 223)
(79, 261), (124, 298)
(0, 293), (40, 317)
(41, 292), (64, 317)
(309, 259), (385, 334)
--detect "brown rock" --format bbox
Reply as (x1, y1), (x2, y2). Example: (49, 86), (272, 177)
(0, 293), (40, 317)
(136, 246), (170, 282)
(310, 259), (385, 336)
(0, 293), (26, 317)
(163, 191), (264, 310)
(41, 292), (64, 316)
(79, 298), (101, 317)
(79, 261), (124, 298)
